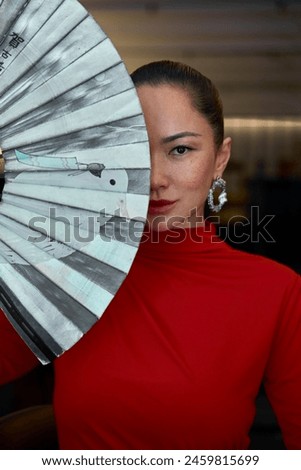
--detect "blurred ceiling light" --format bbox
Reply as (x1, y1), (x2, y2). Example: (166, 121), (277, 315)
(225, 118), (301, 128)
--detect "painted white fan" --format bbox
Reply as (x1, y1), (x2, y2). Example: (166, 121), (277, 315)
(0, 0), (150, 363)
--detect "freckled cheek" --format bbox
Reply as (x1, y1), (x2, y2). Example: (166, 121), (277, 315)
(191, 159), (215, 188)
(176, 170), (209, 192)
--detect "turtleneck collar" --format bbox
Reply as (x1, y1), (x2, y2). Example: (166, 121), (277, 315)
(137, 222), (230, 256)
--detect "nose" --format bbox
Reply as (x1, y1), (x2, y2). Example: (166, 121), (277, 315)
(150, 150), (169, 192)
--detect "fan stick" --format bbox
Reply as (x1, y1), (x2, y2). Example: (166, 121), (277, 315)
(0, 201), (137, 273)
(0, 148), (4, 174)
(0, 38), (121, 126)
(0, 258), (83, 350)
(0, 239), (103, 333)
(2, 89), (143, 149)
(0, 221), (114, 318)
(4, 181), (149, 220)
(0, 0), (92, 96)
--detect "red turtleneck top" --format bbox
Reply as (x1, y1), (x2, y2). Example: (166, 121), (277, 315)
(1, 226), (301, 449)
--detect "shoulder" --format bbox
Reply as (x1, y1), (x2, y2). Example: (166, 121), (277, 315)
(225, 243), (300, 290)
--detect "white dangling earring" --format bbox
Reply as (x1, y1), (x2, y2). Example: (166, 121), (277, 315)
(207, 176), (227, 213)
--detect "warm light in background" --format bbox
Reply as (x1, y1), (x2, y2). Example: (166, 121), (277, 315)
(225, 118), (301, 129)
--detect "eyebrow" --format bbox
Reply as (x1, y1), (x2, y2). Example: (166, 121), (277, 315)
(161, 131), (202, 144)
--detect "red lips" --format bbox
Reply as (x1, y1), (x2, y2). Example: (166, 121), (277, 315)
(148, 199), (177, 214)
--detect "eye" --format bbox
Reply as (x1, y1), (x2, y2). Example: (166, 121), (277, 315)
(170, 145), (191, 156)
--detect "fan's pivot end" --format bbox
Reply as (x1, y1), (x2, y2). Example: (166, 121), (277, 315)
(0, 149), (4, 174)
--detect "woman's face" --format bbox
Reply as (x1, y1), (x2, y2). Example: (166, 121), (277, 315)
(137, 84), (231, 232)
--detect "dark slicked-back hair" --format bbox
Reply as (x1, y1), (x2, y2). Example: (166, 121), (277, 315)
(131, 60), (224, 150)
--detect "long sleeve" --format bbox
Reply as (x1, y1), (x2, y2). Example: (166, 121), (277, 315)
(264, 273), (301, 449)
(0, 309), (39, 386)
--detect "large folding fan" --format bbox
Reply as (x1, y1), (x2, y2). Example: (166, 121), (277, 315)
(0, 0), (150, 363)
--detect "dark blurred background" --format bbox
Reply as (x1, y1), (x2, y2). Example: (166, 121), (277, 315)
(1, 0), (301, 449)
(83, 0), (301, 271)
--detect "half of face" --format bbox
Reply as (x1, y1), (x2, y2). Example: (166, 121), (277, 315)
(136, 84), (231, 231)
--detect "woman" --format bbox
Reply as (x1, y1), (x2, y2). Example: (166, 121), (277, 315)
(0, 61), (301, 450)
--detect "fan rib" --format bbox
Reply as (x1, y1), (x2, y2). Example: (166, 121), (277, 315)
(0, 239), (103, 334)
(3, 182), (149, 219)
(2, 89), (143, 149)
(0, 221), (114, 318)
(0, 1), (90, 98)
(0, 260), (84, 351)
(0, 283), (62, 363)
(0, 40), (123, 128)
(0, 200), (137, 273)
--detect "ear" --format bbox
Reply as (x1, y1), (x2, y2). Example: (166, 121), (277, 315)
(214, 137), (231, 178)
